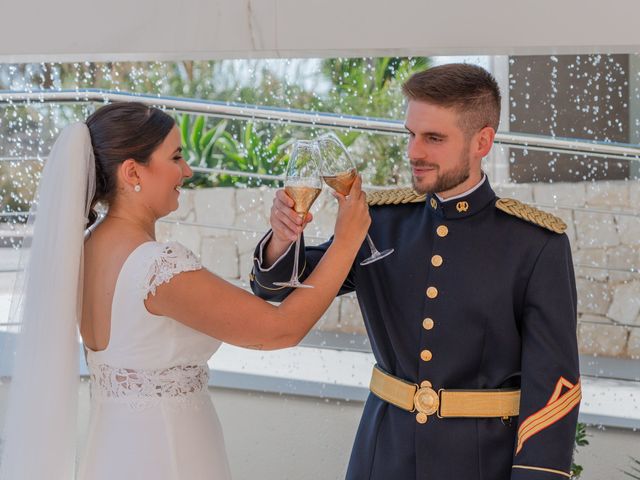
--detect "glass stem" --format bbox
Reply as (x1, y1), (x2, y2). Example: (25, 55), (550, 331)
(365, 233), (380, 256)
(289, 232), (302, 284)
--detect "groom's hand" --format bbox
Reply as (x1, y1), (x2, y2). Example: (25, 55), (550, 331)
(263, 189), (314, 266)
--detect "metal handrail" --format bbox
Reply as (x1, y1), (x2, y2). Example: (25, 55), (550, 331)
(0, 157), (285, 181)
(190, 166), (283, 181)
(0, 157), (41, 162)
(2, 89), (640, 162)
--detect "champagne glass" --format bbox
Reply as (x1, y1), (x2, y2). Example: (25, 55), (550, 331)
(317, 133), (394, 265)
(273, 140), (323, 288)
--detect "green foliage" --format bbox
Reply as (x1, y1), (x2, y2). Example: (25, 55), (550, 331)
(1, 57), (431, 192)
(623, 457), (640, 479)
(571, 422), (589, 479)
(322, 57), (429, 118)
(214, 121), (290, 187)
(321, 57), (429, 185)
(178, 115), (228, 188)
(178, 115), (290, 189)
(0, 161), (40, 215)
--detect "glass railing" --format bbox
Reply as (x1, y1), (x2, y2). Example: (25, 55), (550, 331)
(1, 91), (639, 428)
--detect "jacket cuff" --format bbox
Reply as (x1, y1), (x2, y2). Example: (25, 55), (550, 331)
(250, 232), (307, 293)
(511, 465), (572, 479)
(254, 230), (295, 272)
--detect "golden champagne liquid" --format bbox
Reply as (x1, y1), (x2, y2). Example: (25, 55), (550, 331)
(285, 186), (322, 216)
(322, 168), (357, 195)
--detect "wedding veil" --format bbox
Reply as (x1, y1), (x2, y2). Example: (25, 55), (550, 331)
(0, 123), (96, 479)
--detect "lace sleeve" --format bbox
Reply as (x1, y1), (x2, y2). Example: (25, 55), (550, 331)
(143, 242), (202, 299)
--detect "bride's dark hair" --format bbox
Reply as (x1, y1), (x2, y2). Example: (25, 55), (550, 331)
(85, 102), (175, 227)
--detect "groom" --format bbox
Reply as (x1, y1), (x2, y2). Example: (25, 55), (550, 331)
(250, 63), (580, 479)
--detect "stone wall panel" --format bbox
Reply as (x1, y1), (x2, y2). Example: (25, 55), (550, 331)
(615, 214), (640, 247)
(586, 181), (629, 208)
(338, 295), (366, 335)
(574, 248), (608, 281)
(194, 187), (236, 226)
(201, 236), (239, 279)
(172, 182), (640, 359)
(574, 211), (620, 249)
(626, 327), (640, 359)
(576, 278), (612, 316)
(314, 299), (342, 332)
(578, 323), (629, 357)
(533, 182), (586, 207)
(607, 245), (640, 283)
(607, 281), (640, 325)
(494, 184), (534, 203)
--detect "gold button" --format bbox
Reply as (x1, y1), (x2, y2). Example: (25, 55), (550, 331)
(426, 287), (438, 299)
(436, 225), (448, 237)
(431, 255), (443, 267)
(416, 412), (428, 424)
(422, 318), (434, 330)
(420, 350), (433, 362)
(420, 380), (432, 388)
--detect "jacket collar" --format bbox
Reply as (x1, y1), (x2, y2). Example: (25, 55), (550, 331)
(426, 176), (496, 219)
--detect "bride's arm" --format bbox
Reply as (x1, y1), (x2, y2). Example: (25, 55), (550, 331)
(145, 177), (370, 350)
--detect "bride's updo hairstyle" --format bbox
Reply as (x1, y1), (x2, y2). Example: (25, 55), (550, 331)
(85, 102), (175, 227)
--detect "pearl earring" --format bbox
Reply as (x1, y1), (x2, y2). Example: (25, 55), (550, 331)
(134, 184), (141, 193)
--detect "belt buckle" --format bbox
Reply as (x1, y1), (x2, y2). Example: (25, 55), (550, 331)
(413, 383), (440, 424)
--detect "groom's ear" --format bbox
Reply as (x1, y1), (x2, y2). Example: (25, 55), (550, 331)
(119, 159), (141, 189)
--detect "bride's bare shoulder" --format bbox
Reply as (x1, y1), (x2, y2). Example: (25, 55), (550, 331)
(84, 221), (152, 267)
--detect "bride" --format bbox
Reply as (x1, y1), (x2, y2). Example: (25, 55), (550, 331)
(0, 102), (370, 479)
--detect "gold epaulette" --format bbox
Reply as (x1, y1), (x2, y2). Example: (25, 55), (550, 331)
(366, 188), (427, 206)
(496, 198), (567, 234)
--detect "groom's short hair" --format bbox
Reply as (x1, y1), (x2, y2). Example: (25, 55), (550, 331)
(402, 63), (501, 136)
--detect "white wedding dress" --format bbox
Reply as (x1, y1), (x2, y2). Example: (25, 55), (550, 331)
(78, 241), (231, 480)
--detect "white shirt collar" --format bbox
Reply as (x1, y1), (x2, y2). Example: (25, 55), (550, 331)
(435, 174), (486, 203)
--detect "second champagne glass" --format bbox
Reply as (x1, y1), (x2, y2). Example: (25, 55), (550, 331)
(273, 140), (323, 289)
(317, 133), (394, 265)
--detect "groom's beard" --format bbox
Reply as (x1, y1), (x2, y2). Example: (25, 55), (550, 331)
(411, 154), (471, 195)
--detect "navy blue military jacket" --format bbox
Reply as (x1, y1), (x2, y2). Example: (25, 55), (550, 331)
(251, 179), (580, 480)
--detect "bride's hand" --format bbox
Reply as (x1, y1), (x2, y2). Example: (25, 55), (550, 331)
(333, 174), (371, 250)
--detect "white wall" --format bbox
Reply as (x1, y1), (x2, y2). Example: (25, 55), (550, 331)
(2, 382), (637, 479)
(214, 387), (361, 480)
(215, 388), (640, 480)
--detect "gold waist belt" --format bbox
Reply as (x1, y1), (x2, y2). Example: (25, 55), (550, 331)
(370, 365), (520, 423)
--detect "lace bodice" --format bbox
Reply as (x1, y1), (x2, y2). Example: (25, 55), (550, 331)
(88, 360), (209, 410)
(90, 363), (209, 399)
